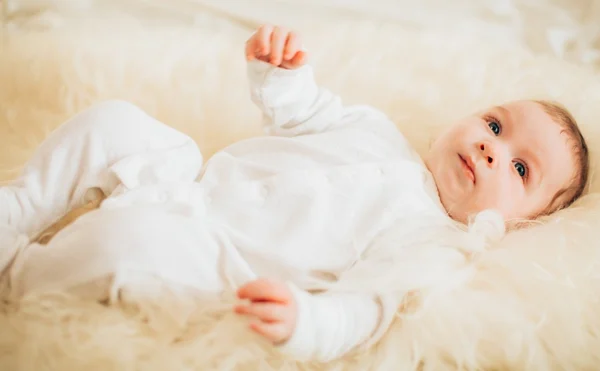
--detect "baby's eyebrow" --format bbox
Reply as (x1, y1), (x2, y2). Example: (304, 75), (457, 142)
(496, 106), (513, 126)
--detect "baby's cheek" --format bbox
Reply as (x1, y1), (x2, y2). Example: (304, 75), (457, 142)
(477, 178), (519, 214)
(497, 184), (527, 217)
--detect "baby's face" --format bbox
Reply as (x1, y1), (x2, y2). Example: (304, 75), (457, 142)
(424, 100), (575, 223)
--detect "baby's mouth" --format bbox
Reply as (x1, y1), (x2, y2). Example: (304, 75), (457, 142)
(458, 154), (476, 184)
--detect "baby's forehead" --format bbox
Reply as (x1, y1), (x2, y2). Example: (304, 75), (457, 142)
(501, 101), (576, 174)
(498, 100), (546, 117)
(495, 101), (562, 132)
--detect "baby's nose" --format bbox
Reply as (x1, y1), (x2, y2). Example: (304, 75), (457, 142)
(479, 143), (496, 167)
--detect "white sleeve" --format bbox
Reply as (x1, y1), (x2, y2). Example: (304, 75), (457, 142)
(276, 283), (401, 362)
(247, 60), (345, 137)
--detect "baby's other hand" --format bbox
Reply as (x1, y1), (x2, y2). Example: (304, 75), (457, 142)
(245, 24), (307, 69)
(235, 278), (297, 344)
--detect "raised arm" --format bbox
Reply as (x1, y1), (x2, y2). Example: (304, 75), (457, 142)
(245, 25), (344, 137)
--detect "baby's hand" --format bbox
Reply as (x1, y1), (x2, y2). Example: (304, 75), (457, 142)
(235, 278), (297, 344)
(245, 24), (307, 69)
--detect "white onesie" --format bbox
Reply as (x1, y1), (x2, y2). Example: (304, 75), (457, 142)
(0, 60), (447, 362)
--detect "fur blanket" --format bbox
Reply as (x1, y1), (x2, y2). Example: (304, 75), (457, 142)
(1, 1), (600, 370)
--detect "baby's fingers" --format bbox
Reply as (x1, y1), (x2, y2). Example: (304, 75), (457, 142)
(269, 26), (288, 65)
(249, 321), (290, 344)
(235, 302), (288, 322)
(246, 24), (273, 60)
(284, 32), (301, 60)
(245, 38), (257, 60)
(256, 25), (273, 56)
(237, 278), (291, 304)
(281, 50), (307, 69)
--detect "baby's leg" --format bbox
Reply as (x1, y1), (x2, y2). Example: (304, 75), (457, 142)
(8, 205), (231, 302)
(0, 100), (203, 239)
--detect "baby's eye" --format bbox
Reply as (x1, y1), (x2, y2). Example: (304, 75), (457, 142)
(488, 120), (501, 135)
(514, 161), (527, 178)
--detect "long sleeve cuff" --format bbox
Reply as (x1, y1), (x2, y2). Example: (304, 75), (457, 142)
(276, 282), (383, 362)
(247, 60), (344, 137)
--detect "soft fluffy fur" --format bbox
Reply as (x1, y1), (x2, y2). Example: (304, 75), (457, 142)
(1, 1), (600, 370)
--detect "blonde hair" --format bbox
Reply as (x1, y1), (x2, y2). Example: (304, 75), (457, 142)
(534, 100), (589, 215)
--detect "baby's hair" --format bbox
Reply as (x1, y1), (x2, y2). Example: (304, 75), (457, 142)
(534, 100), (589, 215)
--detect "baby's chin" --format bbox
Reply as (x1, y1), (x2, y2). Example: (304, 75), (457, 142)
(442, 199), (513, 228)
(438, 191), (505, 225)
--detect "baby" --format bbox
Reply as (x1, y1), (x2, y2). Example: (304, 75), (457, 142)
(0, 25), (589, 362)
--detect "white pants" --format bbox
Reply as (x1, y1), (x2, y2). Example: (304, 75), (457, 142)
(0, 100), (237, 301)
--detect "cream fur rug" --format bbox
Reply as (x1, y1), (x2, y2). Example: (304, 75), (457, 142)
(1, 1), (600, 370)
